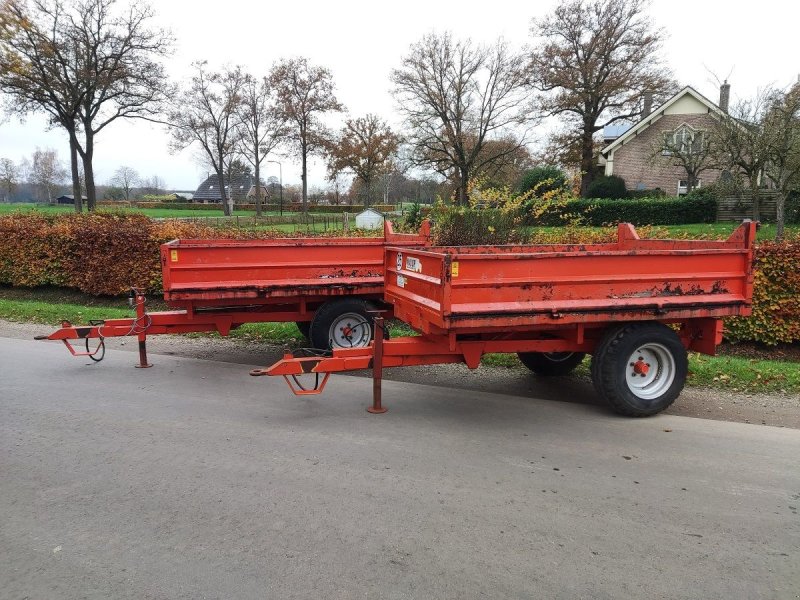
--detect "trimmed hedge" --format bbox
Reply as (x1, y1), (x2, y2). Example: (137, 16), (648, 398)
(0, 213), (243, 295)
(531, 196), (717, 226)
(724, 239), (800, 345)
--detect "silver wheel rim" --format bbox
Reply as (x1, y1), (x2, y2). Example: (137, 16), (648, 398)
(543, 352), (576, 363)
(625, 343), (675, 400)
(329, 312), (372, 348)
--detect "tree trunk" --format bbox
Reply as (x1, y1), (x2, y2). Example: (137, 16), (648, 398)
(750, 176), (761, 222)
(301, 140), (308, 214)
(458, 168), (469, 206)
(579, 126), (595, 197)
(776, 189), (785, 242)
(364, 176), (371, 207)
(218, 168), (231, 217)
(68, 132), (83, 213)
(83, 155), (96, 212)
(254, 158), (262, 217)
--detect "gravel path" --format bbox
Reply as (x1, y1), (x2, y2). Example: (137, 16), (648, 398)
(4, 319), (798, 429)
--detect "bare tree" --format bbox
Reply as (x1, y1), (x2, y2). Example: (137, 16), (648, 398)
(110, 165), (140, 201)
(235, 74), (287, 216)
(269, 57), (343, 212)
(327, 114), (400, 206)
(139, 174), (166, 196)
(29, 147), (66, 203)
(391, 33), (529, 205)
(763, 86), (800, 240)
(714, 90), (774, 221)
(169, 62), (245, 216)
(528, 0), (675, 196)
(0, 0), (173, 211)
(0, 157), (18, 201)
(652, 124), (720, 194)
(1, 0), (85, 210)
(325, 165), (351, 205)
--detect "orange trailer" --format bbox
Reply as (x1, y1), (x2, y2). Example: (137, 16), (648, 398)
(38, 220), (755, 417)
(258, 222), (756, 417)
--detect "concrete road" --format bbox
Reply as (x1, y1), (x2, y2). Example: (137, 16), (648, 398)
(1, 337), (798, 600)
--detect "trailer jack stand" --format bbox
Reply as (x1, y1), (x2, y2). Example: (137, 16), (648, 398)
(135, 338), (152, 369)
(366, 316), (387, 414)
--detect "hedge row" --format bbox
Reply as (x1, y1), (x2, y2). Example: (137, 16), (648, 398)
(1, 213), (797, 345)
(531, 196), (717, 226)
(724, 240), (800, 345)
(0, 213), (243, 295)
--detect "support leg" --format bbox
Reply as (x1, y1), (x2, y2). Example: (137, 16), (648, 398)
(133, 291), (152, 368)
(367, 316), (387, 414)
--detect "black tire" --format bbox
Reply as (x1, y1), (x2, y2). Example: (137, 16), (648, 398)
(591, 322), (687, 417)
(309, 298), (375, 350)
(517, 351), (585, 376)
(295, 321), (311, 339)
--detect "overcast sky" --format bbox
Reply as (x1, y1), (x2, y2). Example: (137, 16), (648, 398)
(1, 0), (798, 192)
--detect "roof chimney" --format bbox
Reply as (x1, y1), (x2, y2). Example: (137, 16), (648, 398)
(719, 81), (731, 113)
(642, 91), (653, 118)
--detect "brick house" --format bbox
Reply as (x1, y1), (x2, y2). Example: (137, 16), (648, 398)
(600, 85), (732, 196)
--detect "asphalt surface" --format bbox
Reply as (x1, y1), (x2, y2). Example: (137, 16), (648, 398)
(1, 336), (799, 600)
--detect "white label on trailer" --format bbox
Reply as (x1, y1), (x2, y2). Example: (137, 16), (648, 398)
(397, 274), (406, 288)
(405, 256), (422, 272)
(396, 252), (403, 271)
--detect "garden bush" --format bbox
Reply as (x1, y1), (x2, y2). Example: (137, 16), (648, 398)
(518, 166), (568, 197)
(586, 174), (628, 199)
(430, 206), (529, 246)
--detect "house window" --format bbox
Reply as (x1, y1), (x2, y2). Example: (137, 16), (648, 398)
(677, 179), (701, 196)
(663, 125), (705, 156)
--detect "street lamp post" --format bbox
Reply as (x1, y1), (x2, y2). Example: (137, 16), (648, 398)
(266, 160), (283, 216)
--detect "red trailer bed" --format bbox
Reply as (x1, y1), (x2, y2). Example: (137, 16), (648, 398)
(161, 237), (387, 305)
(384, 223), (753, 334)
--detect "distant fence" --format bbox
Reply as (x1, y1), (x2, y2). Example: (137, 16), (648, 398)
(154, 213), (360, 233)
(717, 191), (778, 222)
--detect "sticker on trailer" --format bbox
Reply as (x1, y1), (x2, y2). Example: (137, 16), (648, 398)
(396, 274), (406, 288)
(396, 252), (403, 271)
(405, 256), (422, 272)
(451, 261), (459, 277)
(170, 249), (179, 262)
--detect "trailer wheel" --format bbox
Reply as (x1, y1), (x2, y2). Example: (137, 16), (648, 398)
(517, 351), (585, 376)
(309, 299), (375, 350)
(295, 321), (311, 339)
(591, 323), (687, 417)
